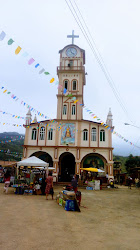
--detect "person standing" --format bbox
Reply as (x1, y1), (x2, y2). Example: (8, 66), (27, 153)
(4, 170), (11, 194)
(45, 172), (54, 200)
(71, 174), (78, 193)
(128, 176), (132, 189)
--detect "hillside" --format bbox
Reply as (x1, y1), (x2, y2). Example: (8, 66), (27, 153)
(0, 132), (25, 161)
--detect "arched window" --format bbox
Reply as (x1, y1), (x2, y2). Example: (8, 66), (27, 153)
(72, 80), (77, 90)
(100, 129), (105, 141)
(64, 80), (68, 90)
(91, 127), (96, 141)
(83, 129), (88, 141)
(40, 127), (45, 140)
(63, 105), (67, 115)
(48, 129), (53, 140)
(72, 105), (75, 115)
(31, 128), (37, 140)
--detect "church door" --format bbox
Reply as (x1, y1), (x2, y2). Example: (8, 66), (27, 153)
(59, 153), (75, 182)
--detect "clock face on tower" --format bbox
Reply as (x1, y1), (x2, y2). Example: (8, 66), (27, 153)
(66, 47), (77, 57)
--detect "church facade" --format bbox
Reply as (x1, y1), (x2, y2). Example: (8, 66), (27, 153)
(23, 40), (114, 182)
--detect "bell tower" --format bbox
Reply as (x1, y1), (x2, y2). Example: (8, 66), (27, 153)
(56, 31), (85, 120)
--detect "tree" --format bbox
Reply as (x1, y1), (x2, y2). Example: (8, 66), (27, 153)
(125, 154), (140, 174)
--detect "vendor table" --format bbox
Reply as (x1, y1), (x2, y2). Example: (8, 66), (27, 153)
(12, 184), (33, 195)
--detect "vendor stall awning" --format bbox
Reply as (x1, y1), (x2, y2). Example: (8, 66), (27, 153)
(17, 156), (49, 167)
(80, 168), (105, 173)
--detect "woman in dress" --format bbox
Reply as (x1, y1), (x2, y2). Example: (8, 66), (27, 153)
(45, 172), (54, 200)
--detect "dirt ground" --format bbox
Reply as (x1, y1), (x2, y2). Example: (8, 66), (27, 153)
(0, 184), (140, 250)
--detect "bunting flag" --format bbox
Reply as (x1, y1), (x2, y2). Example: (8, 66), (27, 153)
(0, 31), (138, 149)
(0, 137), (23, 144)
(0, 31), (6, 41)
(63, 88), (67, 94)
(0, 109), (24, 119)
(0, 122), (23, 127)
(8, 39), (14, 45)
(0, 150), (23, 158)
(50, 78), (55, 83)
(0, 30), (58, 84)
(0, 85), (51, 119)
(39, 68), (45, 74)
(28, 58), (35, 65)
(15, 46), (22, 55)
(35, 63), (40, 68)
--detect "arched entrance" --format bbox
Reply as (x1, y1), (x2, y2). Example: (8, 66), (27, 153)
(81, 153), (107, 178)
(81, 153), (106, 170)
(59, 152), (75, 182)
(30, 151), (53, 167)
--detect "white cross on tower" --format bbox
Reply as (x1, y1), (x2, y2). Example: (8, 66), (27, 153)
(67, 30), (79, 44)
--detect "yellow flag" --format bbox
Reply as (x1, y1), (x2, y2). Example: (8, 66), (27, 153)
(74, 99), (78, 104)
(93, 116), (97, 118)
(3, 90), (7, 93)
(101, 122), (104, 125)
(15, 46), (22, 55)
(105, 126), (108, 128)
(50, 78), (55, 83)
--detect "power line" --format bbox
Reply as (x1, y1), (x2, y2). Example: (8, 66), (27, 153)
(65, 0), (134, 124)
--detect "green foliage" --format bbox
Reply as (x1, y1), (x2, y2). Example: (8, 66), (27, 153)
(125, 154), (140, 174)
(113, 155), (127, 173)
(0, 132), (24, 161)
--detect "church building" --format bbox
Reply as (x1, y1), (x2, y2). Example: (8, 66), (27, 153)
(23, 32), (114, 182)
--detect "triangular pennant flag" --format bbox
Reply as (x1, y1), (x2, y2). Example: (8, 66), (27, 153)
(8, 39), (14, 45)
(39, 68), (45, 74)
(15, 46), (22, 55)
(63, 88), (67, 94)
(0, 31), (6, 41)
(35, 63), (39, 68)
(28, 58), (35, 65)
(50, 78), (55, 83)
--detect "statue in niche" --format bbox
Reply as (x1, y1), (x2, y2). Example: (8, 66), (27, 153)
(65, 126), (71, 138)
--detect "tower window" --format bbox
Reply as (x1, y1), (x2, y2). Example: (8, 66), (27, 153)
(72, 105), (76, 115)
(40, 126), (45, 140)
(31, 128), (37, 140)
(48, 129), (53, 140)
(83, 129), (88, 141)
(64, 80), (68, 90)
(72, 80), (77, 90)
(91, 128), (96, 141)
(70, 60), (73, 66)
(100, 129), (105, 141)
(63, 105), (67, 115)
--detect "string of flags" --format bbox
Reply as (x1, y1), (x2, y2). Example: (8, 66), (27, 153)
(0, 150), (22, 158)
(0, 30), (58, 84)
(0, 82), (138, 148)
(0, 109), (25, 120)
(0, 30), (138, 149)
(0, 137), (23, 144)
(0, 85), (51, 119)
(0, 135), (24, 139)
(0, 122), (23, 127)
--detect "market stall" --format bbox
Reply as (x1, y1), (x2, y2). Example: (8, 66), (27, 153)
(80, 167), (105, 190)
(13, 156), (54, 195)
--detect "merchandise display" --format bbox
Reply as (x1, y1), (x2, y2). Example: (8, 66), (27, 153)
(56, 189), (81, 212)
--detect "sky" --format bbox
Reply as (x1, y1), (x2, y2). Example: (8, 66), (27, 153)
(0, 0), (140, 156)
